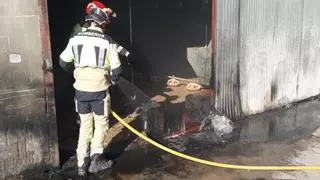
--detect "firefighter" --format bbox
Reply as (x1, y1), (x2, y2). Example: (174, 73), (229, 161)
(59, 6), (122, 176)
(72, 1), (130, 58)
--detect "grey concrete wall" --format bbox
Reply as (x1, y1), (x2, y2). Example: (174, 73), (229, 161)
(215, 0), (320, 119)
(0, 0), (59, 178)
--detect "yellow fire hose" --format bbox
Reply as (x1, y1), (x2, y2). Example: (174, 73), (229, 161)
(111, 111), (320, 171)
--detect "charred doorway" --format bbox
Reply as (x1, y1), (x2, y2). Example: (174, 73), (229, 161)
(47, 0), (212, 164)
(128, 0), (213, 138)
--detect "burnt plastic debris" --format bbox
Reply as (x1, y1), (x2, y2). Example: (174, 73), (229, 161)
(187, 111), (235, 145)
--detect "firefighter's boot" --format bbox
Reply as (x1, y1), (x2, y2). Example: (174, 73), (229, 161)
(78, 156), (91, 176)
(88, 154), (114, 174)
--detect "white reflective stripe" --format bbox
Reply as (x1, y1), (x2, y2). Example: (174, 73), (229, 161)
(125, 51), (130, 57)
(98, 48), (106, 68)
(117, 46), (123, 53)
(104, 93), (110, 116)
(82, 27), (88, 32)
(73, 45), (79, 64)
(75, 99), (78, 112)
(91, 148), (104, 156)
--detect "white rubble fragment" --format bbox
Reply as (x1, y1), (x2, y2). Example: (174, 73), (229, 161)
(312, 127), (320, 138)
(201, 111), (234, 139)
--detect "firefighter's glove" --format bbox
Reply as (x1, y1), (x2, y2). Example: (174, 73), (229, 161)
(110, 75), (119, 85)
(110, 66), (122, 84)
(126, 54), (135, 66)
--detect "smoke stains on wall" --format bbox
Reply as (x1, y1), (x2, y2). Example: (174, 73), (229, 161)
(0, 0), (58, 178)
(215, 0), (320, 119)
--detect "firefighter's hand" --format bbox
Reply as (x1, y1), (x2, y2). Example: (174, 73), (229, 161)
(126, 54), (135, 66)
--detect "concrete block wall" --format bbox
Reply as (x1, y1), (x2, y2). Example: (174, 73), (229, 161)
(0, 0), (59, 178)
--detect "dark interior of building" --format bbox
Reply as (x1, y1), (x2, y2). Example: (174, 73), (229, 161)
(47, 0), (212, 165)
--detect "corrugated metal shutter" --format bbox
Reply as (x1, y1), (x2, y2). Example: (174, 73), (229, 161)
(239, 0), (302, 115)
(298, 0), (320, 99)
(215, 0), (243, 119)
(215, 0), (320, 119)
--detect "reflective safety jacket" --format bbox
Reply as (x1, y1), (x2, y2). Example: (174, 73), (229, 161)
(72, 22), (130, 57)
(59, 27), (122, 92)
